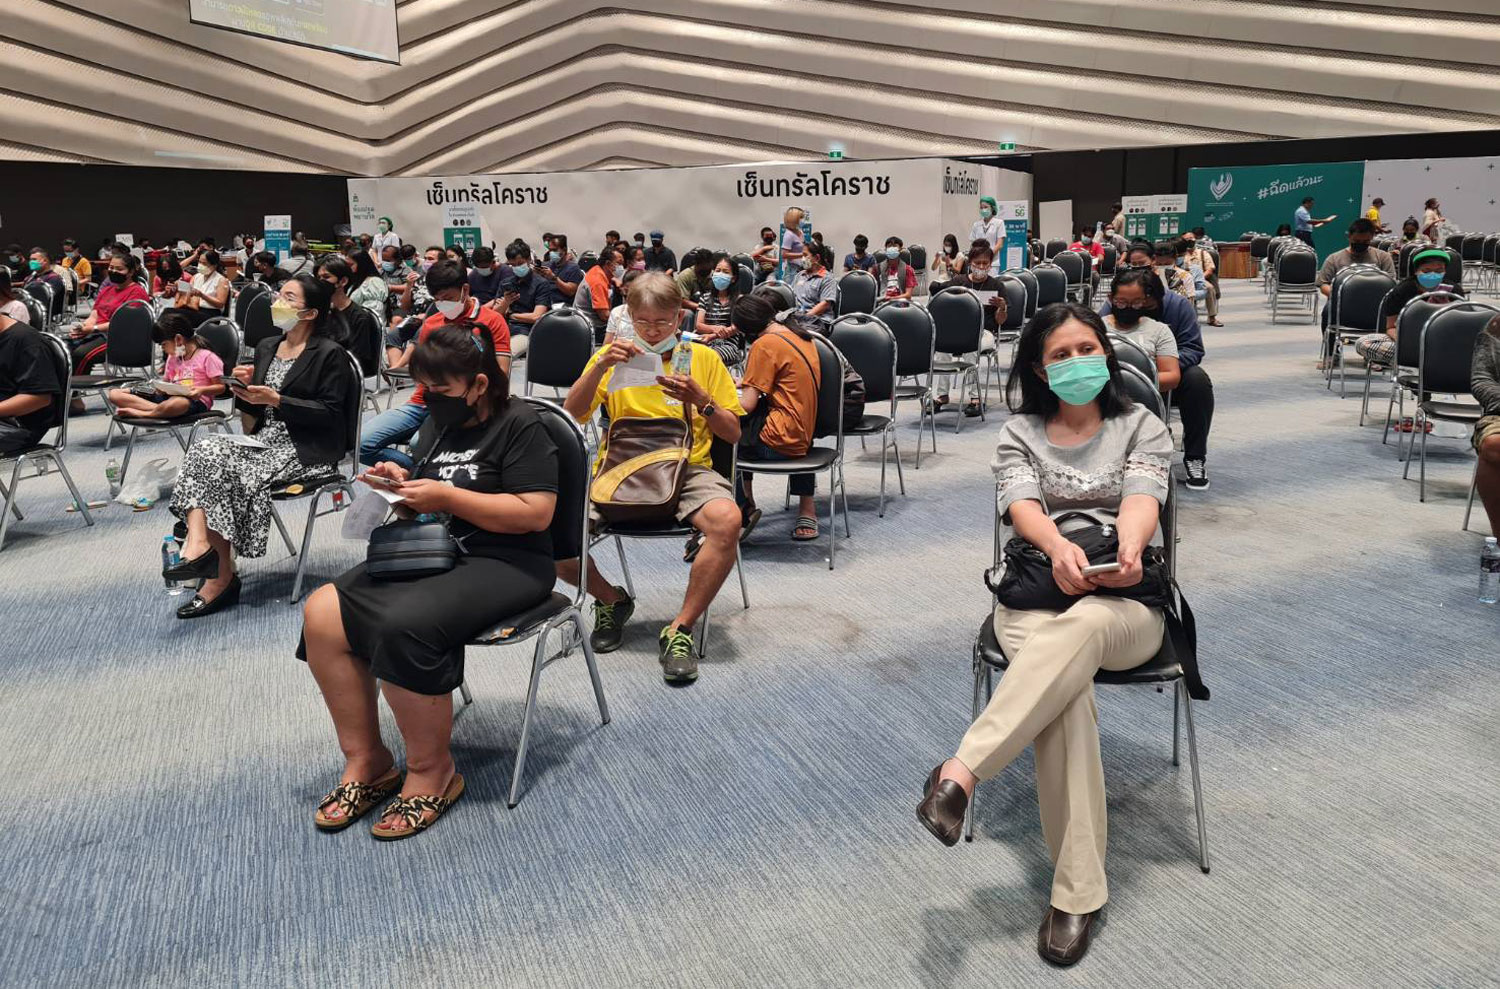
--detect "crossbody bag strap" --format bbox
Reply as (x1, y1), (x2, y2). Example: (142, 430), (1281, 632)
(769, 328), (821, 388)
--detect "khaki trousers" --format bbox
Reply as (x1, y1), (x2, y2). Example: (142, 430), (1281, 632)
(955, 596), (1163, 914)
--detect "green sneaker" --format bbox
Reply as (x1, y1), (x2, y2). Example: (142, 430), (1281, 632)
(658, 625), (699, 684)
(589, 589), (634, 653)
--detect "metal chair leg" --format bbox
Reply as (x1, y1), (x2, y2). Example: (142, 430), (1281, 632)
(1418, 415), (1429, 501)
(839, 464), (851, 537)
(1464, 460), (1480, 531)
(891, 431), (906, 497)
(613, 535), (635, 598)
(826, 467), (837, 571)
(270, 503), (297, 556)
(572, 610), (610, 725)
(0, 457), (23, 550)
(734, 544), (750, 608)
(876, 429), (888, 518)
(507, 623), (553, 808)
(50, 454), (93, 527)
(1180, 685), (1210, 874)
(963, 661), (986, 843)
(0, 471), (23, 521)
(1172, 681), (1181, 767)
(116, 426), (140, 490)
(458, 680), (474, 706)
(289, 490), (323, 603)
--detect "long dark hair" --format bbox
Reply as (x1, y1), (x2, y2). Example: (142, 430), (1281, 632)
(943, 234), (959, 258)
(157, 252), (183, 285)
(347, 248), (380, 284)
(0, 265), (14, 302)
(409, 321), (510, 418)
(1007, 302), (1132, 418)
(286, 274), (337, 338)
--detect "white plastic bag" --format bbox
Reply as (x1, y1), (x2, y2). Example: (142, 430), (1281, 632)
(114, 457), (177, 510)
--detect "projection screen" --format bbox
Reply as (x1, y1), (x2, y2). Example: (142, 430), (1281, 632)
(188, 0), (399, 64)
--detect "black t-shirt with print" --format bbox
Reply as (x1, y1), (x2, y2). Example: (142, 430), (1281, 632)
(0, 322), (63, 435)
(415, 396), (559, 560)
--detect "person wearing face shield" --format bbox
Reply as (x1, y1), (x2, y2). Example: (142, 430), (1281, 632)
(360, 260), (511, 470)
(164, 275), (360, 620)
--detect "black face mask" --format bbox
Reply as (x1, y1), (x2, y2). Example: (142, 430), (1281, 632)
(1350, 242), (1370, 254)
(426, 390), (476, 429)
(1111, 306), (1144, 327)
(108, 270), (128, 284)
(762, 235), (775, 244)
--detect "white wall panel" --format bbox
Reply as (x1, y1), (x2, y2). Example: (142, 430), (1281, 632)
(1362, 156), (1500, 235)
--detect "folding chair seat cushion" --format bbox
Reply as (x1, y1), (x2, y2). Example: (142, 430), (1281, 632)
(892, 383), (929, 401)
(72, 371), (146, 389)
(113, 407), (225, 429)
(738, 446), (839, 473)
(844, 412), (892, 436)
(975, 613), (1183, 686)
(1419, 399), (1482, 422)
(270, 470), (346, 498)
(471, 591), (572, 645)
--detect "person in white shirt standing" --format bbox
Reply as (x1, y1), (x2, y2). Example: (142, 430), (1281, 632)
(971, 196), (1003, 257)
(371, 217), (402, 256)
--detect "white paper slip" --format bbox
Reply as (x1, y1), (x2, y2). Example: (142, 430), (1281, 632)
(971, 290), (998, 307)
(607, 351), (663, 393)
(219, 433), (269, 449)
(149, 380), (195, 397)
(371, 488), (408, 505)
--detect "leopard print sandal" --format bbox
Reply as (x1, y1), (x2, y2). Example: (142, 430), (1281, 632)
(371, 773), (466, 841)
(314, 768), (403, 832)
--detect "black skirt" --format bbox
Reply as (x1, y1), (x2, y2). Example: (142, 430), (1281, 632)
(298, 551), (556, 696)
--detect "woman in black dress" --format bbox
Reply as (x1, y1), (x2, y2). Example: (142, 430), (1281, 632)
(299, 324), (559, 840)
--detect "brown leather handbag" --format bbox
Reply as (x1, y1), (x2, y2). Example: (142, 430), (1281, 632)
(590, 401), (693, 524)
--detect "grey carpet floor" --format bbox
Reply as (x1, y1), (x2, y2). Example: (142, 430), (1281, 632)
(1, 282), (1497, 988)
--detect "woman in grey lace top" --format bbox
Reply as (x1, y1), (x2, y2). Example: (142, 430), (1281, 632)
(917, 302), (1172, 967)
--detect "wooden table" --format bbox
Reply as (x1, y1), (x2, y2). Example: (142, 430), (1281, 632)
(1216, 241), (1256, 279)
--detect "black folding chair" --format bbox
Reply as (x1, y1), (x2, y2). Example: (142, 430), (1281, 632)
(836, 270), (878, 316)
(874, 299), (939, 467)
(455, 398), (610, 808)
(830, 314), (904, 516)
(0, 334), (95, 551)
(1404, 301), (1500, 502)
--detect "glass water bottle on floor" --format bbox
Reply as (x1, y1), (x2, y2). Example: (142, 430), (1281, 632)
(1480, 537), (1500, 605)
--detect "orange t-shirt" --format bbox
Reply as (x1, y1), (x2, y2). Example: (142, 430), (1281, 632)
(742, 328), (820, 456)
(583, 264), (613, 313)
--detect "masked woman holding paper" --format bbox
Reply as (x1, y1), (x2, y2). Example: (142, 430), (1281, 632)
(164, 274), (358, 619)
(915, 302), (1173, 967)
(297, 324), (559, 840)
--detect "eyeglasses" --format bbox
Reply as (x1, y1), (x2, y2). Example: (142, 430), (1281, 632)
(633, 317), (679, 331)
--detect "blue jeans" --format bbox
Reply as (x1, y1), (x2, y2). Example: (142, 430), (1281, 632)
(360, 401), (428, 469)
(737, 437), (815, 503)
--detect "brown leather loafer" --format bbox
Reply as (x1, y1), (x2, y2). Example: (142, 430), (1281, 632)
(916, 764), (967, 847)
(1037, 906), (1101, 966)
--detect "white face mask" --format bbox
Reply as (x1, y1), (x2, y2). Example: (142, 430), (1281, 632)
(269, 300), (304, 331)
(434, 298), (465, 319)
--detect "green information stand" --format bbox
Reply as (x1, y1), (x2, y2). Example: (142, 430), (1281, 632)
(1187, 161), (1365, 260)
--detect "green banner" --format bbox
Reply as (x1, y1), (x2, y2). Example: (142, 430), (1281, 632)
(1187, 161), (1366, 261)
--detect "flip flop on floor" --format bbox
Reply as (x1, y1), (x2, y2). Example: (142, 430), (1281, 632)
(740, 507), (762, 543)
(371, 773), (465, 841)
(792, 516), (819, 541)
(683, 530), (705, 562)
(314, 767), (403, 832)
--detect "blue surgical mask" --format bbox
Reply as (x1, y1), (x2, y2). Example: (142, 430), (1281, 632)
(512, 264), (531, 279)
(1044, 355), (1111, 406)
(980, 207), (994, 220)
(642, 333), (678, 355)
(885, 247), (899, 259)
(548, 251), (561, 262)
(381, 261), (397, 272)
(711, 272), (733, 290)
(1416, 270), (1444, 289)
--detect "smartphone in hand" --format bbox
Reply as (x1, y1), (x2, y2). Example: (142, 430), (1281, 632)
(359, 472), (403, 489)
(1081, 562), (1123, 576)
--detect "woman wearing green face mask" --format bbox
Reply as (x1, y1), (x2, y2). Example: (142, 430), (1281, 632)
(971, 196), (1003, 255)
(917, 301), (1173, 967)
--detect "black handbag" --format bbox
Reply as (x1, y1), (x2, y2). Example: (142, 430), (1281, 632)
(987, 511), (1172, 612)
(363, 430), (461, 581)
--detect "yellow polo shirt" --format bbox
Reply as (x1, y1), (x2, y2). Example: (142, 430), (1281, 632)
(1366, 207), (1381, 225)
(579, 342), (744, 471)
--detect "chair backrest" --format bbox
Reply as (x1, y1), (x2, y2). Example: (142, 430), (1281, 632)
(730, 252), (755, 275)
(23, 282), (53, 327)
(1420, 302), (1500, 395)
(105, 300), (157, 369)
(995, 275), (1028, 333)
(38, 332), (73, 450)
(1044, 238), (1069, 259)
(752, 282), (795, 312)
(1250, 235), (1271, 260)
(734, 264), (754, 296)
(1445, 234), (1466, 253)
(1441, 246), (1464, 287)
(21, 293), (47, 330)
(1275, 249), (1317, 286)
(233, 280), (269, 328)
(835, 270), (878, 316)
(1004, 267), (1039, 316)
(927, 285), (984, 355)
(241, 292), (277, 350)
(1394, 295), (1447, 369)
(829, 313), (896, 406)
(1460, 235), (1485, 262)
(1118, 363), (1165, 419)
(1031, 263), (1068, 306)
(525, 308), (595, 390)
(872, 299), (936, 378)
(1097, 244), (1118, 277)
(577, 250), (599, 273)
(1051, 251), (1087, 285)
(907, 244), (927, 272)
(1108, 333), (1157, 384)
(1204, 248), (1220, 283)
(524, 397), (590, 562)
(1397, 241), (1422, 279)
(1483, 235), (1500, 265)
(805, 329), (848, 444)
(195, 317), (242, 371)
(1329, 266), (1397, 331)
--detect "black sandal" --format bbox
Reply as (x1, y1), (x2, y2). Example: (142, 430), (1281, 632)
(739, 507), (762, 543)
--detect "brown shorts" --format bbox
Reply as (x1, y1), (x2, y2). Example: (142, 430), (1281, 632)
(590, 464), (735, 527)
(1475, 415), (1500, 451)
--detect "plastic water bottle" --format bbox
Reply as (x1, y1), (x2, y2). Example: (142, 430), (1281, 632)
(105, 458), (121, 498)
(664, 333), (696, 406)
(1481, 537), (1500, 605)
(161, 535), (186, 595)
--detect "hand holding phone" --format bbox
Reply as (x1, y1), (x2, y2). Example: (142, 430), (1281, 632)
(359, 472), (403, 490)
(1080, 562), (1123, 577)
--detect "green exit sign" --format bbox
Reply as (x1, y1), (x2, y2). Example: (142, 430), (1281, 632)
(999, 142), (1016, 152)
(828, 150), (844, 160)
